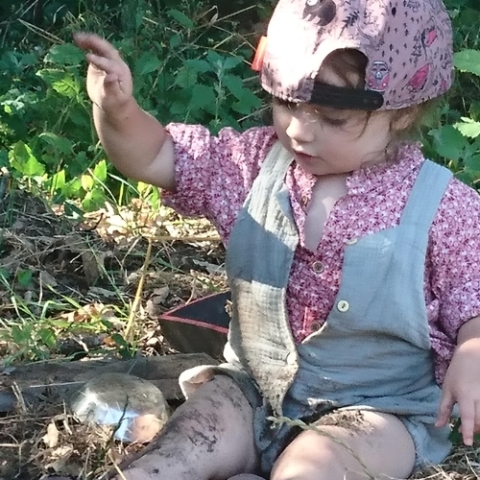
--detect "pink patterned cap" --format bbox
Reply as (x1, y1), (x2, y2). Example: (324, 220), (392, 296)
(258, 0), (453, 110)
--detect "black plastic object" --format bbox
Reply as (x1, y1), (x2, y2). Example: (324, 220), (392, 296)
(159, 292), (230, 359)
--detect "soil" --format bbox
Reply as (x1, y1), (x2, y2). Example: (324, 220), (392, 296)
(0, 189), (227, 479)
(0, 190), (479, 480)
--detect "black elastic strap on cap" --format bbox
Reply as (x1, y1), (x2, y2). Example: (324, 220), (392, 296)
(310, 82), (384, 110)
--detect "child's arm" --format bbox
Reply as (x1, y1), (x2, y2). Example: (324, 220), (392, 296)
(74, 33), (175, 190)
(436, 315), (480, 445)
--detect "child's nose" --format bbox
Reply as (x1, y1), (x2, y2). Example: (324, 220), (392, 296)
(285, 113), (315, 143)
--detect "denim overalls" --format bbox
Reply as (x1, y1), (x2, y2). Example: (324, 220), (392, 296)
(181, 141), (454, 474)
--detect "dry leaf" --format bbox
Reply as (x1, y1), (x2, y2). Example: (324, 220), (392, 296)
(39, 270), (58, 288)
(151, 286), (170, 305)
(81, 250), (104, 286)
(43, 421), (59, 448)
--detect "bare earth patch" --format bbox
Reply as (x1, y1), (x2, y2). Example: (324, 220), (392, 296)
(1, 190), (479, 479)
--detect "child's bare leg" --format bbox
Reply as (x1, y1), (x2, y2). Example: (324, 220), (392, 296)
(270, 410), (416, 480)
(115, 375), (258, 480)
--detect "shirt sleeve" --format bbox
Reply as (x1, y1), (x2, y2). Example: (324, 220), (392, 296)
(428, 178), (480, 380)
(162, 123), (276, 240)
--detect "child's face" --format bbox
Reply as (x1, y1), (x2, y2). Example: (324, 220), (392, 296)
(272, 68), (395, 177)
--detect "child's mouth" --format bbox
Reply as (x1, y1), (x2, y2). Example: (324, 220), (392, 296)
(294, 151), (316, 165)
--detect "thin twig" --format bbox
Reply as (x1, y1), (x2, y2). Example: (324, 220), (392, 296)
(108, 452), (129, 480)
(124, 238), (152, 342)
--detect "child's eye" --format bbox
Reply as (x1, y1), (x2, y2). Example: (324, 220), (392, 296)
(320, 115), (348, 127)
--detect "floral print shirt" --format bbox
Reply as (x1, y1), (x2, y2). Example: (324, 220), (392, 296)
(163, 123), (480, 384)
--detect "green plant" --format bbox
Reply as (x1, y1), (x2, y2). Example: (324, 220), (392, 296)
(1, 1), (267, 213)
(419, 0), (480, 185)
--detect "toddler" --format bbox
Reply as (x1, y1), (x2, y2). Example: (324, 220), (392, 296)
(75, 0), (480, 479)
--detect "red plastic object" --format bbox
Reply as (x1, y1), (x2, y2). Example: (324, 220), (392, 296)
(252, 36), (268, 71)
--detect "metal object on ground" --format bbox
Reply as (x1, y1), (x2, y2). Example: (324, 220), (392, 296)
(70, 372), (170, 443)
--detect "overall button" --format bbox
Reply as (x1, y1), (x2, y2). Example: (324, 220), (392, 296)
(286, 352), (297, 366)
(345, 238), (358, 245)
(337, 300), (350, 312)
(311, 261), (324, 274)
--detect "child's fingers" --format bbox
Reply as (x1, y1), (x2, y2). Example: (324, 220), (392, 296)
(435, 390), (454, 428)
(74, 32), (121, 60)
(86, 53), (124, 76)
(458, 399), (475, 445)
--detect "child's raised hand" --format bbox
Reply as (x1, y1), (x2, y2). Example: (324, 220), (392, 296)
(74, 33), (133, 115)
(436, 337), (480, 445)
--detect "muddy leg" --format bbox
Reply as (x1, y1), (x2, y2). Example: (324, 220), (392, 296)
(112, 375), (258, 480)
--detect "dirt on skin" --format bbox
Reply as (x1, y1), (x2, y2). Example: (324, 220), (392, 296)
(1, 191), (479, 479)
(314, 409), (370, 435)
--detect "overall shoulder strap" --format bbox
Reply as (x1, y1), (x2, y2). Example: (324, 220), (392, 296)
(400, 160), (452, 227)
(258, 141), (293, 178)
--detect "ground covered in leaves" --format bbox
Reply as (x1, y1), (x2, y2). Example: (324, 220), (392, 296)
(0, 190), (479, 480)
(0, 189), (227, 479)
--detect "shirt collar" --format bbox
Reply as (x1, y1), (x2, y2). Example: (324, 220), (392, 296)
(346, 143), (425, 196)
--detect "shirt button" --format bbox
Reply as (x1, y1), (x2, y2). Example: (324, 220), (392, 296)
(310, 321), (321, 331)
(345, 238), (358, 245)
(337, 300), (350, 312)
(286, 352), (297, 366)
(311, 261), (324, 274)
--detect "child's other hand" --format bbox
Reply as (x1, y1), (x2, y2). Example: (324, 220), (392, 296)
(436, 337), (480, 445)
(74, 33), (133, 115)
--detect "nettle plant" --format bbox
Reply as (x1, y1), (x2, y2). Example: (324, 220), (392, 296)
(1, 0), (480, 211)
(0, 3), (265, 212)
(423, 0), (480, 186)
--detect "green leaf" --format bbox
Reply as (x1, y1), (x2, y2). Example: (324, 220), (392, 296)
(167, 9), (194, 29)
(189, 84), (217, 112)
(37, 69), (80, 98)
(52, 75), (81, 98)
(454, 49), (480, 77)
(81, 174), (94, 191)
(184, 59), (211, 74)
(93, 159), (108, 182)
(465, 154), (480, 171)
(39, 132), (73, 154)
(50, 169), (66, 191)
(206, 50), (223, 66)
(223, 74), (244, 100)
(170, 34), (182, 49)
(223, 56), (243, 70)
(174, 65), (198, 88)
(44, 43), (85, 66)
(454, 118), (480, 138)
(36, 68), (65, 86)
(82, 188), (105, 211)
(38, 328), (57, 348)
(10, 142), (45, 177)
(429, 125), (468, 161)
(232, 89), (262, 115)
(135, 52), (162, 76)
(17, 269), (33, 287)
